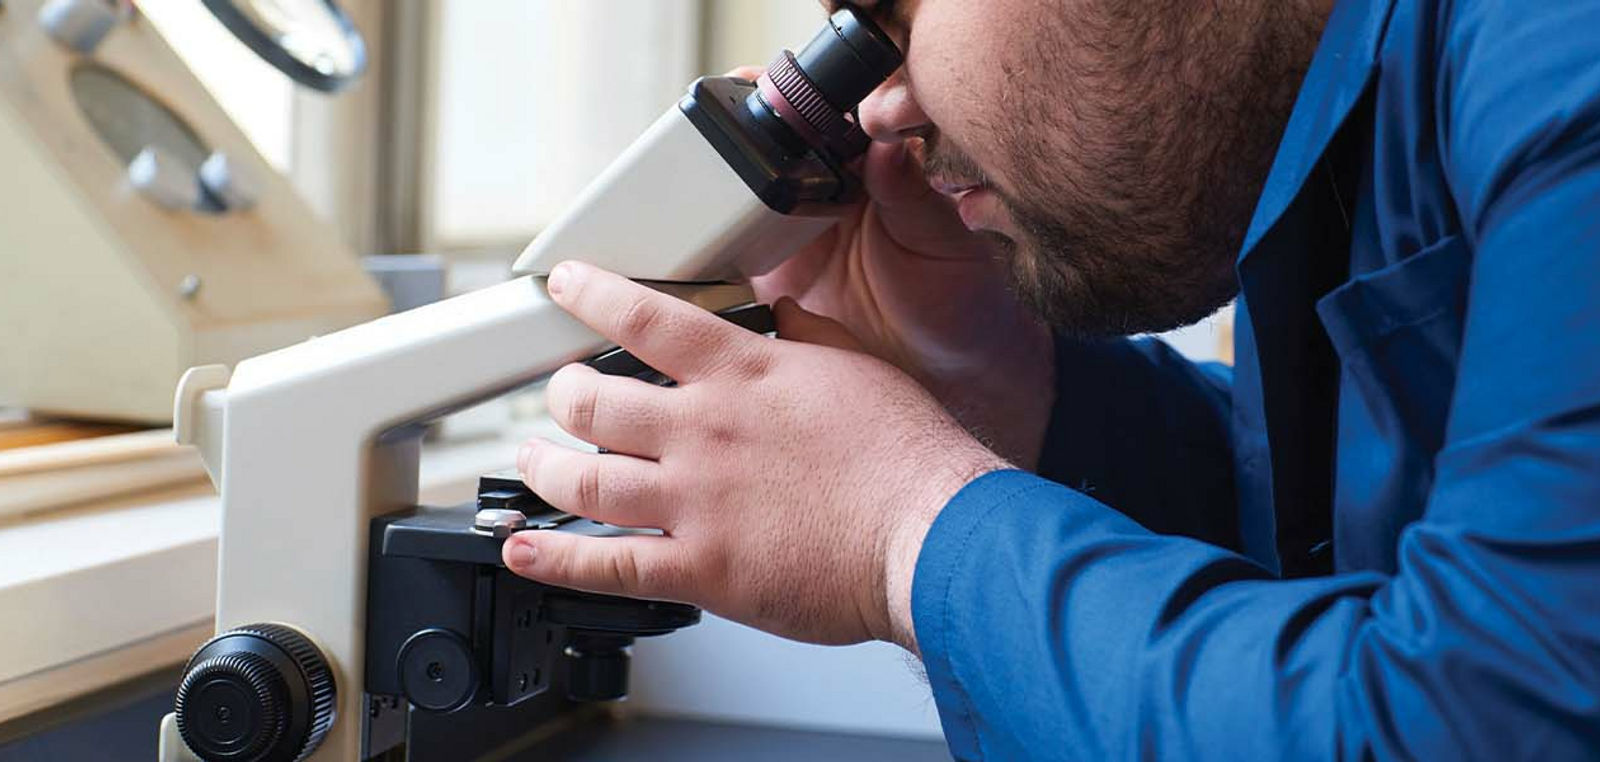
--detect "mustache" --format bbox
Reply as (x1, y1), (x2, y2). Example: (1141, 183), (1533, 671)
(914, 131), (992, 188)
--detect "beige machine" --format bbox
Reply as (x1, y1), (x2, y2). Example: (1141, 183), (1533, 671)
(0, 0), (386, 423)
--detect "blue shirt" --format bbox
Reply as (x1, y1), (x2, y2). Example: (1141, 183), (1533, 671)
(913, 0), (1600, 758)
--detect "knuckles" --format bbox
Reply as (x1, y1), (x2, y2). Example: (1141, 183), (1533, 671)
(614, 294), (666, 343)
(633, 547), (690, 600)
(555, 376), (601, 437)
(572, 461), (605, 516)
(602, 550), (642, 595)
(722, 342), (776, 381)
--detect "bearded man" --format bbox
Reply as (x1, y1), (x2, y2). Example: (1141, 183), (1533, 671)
(502, 1), (1600, 757)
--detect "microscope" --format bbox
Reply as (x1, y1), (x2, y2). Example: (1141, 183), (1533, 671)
(156, 7), (901, 761)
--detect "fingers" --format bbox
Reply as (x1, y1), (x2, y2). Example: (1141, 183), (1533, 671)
(545, 363), (673, 458)
(518, 437), (666, 528)
(773, 297), (863, 351)
(725, 64), (764, 81)
(546, 262), (754, 382)
(502, 531), (689, 602)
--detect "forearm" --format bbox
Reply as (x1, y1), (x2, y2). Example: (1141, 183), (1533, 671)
(912, 469), (1600, 759)
(883, 333), (1238, 654)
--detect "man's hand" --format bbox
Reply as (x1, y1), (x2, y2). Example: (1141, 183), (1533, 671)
(753, 139), (1056, 467)
(728, 67), (1056, 469)
(503, 261), (1008, 650)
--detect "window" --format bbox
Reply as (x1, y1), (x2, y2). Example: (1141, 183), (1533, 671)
(135, 1), (296, 171)
(425, 0), (701, 249)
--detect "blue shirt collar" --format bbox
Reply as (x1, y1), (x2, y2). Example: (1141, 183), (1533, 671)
(1238, 0), (1398, 267)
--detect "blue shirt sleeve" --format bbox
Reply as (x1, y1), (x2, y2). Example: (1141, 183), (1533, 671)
(913, 4), (1600, 759)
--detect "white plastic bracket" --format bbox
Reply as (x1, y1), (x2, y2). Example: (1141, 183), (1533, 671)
(157, 712), (201, 762)
(173, 364), (231, 487)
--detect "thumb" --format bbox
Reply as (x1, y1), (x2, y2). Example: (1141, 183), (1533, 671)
(773, 296), (863, 351)
(503, 531), (686, 602)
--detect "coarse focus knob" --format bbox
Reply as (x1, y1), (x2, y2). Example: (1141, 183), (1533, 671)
(38, 0), (126, 54)
(175, 624), (336, 762)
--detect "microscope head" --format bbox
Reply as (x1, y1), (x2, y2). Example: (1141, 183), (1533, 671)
(512, 4), (902, 283)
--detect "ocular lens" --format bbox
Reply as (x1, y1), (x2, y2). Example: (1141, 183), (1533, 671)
(754, 4), (902, 159)
(794, 6), (902, 111)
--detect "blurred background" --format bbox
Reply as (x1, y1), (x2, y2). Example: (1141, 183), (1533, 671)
(0, 1), (1227, 759)
(152, 0), (821, 266)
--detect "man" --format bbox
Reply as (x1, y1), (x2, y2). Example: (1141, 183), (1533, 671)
(503, 0), (1600, 757)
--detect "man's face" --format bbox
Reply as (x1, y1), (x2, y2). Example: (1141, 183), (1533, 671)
(842, 0), (1326, 337)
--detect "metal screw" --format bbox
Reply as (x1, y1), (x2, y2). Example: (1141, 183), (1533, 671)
(474, 508), (528, 538)
(178, 274), (202, 300)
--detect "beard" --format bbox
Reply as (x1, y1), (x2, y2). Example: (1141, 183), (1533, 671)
(923, 3), (1326, 338)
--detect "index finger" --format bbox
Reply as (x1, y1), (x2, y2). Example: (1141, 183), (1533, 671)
(546, 261), (751, 382)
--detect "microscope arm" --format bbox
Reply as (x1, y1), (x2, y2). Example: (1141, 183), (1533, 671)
(158, 5), (904, 754)
(168, 276), (752, 762)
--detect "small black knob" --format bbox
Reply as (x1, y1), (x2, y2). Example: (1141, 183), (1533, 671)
(175, 624), (336, 762)
(397, 628), (479, 712)
(564, 633), (632, 702)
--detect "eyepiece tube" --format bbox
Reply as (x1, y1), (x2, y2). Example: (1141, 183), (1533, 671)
(754, 4), (903, 160)
(796, 7), (903, 111)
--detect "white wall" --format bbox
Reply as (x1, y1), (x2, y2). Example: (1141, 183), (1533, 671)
(1157, 302), (1234, 363)
(627, 614), (945, 739)
(703, 0), (823, 74)
(428, 0), (700, 246)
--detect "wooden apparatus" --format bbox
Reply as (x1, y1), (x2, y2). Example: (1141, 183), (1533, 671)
(0, 0), (385, 423)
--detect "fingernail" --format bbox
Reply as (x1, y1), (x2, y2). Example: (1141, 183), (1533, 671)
(546, 263), (571, 298)
(508, 541), (535, 570)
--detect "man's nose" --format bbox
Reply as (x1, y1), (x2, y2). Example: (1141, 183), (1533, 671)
(858, 70), (928, 144)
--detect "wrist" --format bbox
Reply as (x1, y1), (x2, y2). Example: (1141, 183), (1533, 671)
(878, 440), (1008, 653)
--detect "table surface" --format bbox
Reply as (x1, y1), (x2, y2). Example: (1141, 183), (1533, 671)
(0, 676), (951, 762)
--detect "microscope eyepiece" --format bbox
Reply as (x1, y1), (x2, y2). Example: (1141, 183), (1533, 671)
(796, 6), (903, 111)
(754, 4), (902, 160)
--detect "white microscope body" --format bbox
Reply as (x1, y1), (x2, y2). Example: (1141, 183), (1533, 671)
(158, 6), (901, 761)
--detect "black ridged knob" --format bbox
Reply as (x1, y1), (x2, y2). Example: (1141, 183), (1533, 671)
(175, 624), (336, 762)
